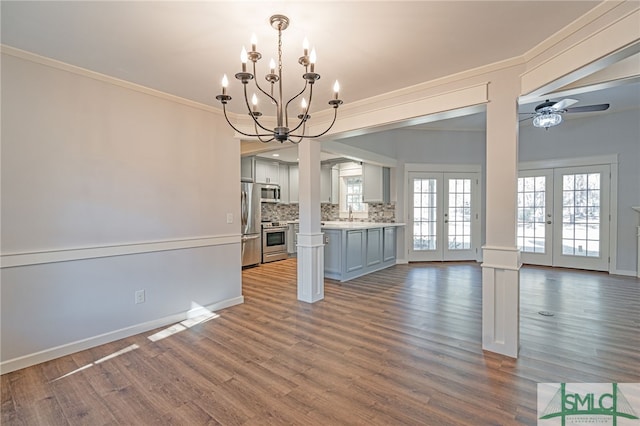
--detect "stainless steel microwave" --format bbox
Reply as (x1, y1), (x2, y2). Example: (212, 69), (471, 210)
(260, 184), (281, 203)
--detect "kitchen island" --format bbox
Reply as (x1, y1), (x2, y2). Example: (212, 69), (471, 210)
(321, 222), (405, 282)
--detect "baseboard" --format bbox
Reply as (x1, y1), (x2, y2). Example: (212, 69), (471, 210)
(611, 269), (638, 277)
(0, 296), (244, 375)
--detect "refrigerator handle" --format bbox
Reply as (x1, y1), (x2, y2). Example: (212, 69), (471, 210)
(241, 191), (248, 227)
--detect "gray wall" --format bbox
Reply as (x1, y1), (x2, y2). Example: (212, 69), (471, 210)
(1, 52), (242, 370)
(336, 108), (639, 273)
(519, 108), (640, 272)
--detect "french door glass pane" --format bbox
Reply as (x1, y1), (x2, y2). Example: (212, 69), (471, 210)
(413, 178), (437, 251)
(447, 179), (471, 250)
(517, 176), (546, 253)
(561, 173), (601, 257)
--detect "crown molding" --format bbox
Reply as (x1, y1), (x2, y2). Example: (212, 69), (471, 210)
(523, 0), (625, 63)
(520, 3), (640, 96)
(1, 44), (223, 116)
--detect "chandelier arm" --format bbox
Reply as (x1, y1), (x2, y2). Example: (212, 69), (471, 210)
(251, 61), (278, 106)
(288, 84), (314, 134)
(290, 107), (338, 139)
(284, 81), (309, 124)
(287, 121), (306, 144)
(221, 104), (273, 139)
(242, 84), (276, 134)
(253, 119), (275, 143)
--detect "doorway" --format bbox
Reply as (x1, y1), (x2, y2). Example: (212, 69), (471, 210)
(517, 164), (611, 271)
(408, 171), (480, 261)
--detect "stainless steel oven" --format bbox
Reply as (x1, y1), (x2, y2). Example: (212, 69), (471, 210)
(262, 223), (288, 263)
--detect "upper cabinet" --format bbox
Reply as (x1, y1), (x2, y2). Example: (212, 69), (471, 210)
(320, 165), (331, 203)
(363, 163), (392, 203)
(255, 159), (280, 184)
(244, 155), (384, 207)
(289, 165), (299, 203)
(331, 166), (339, 205)
(241, 157), (254, 181)
(242, 156), (292, 203)
(320, 164), (339, 204)
(279, 165), (289, 204)
(363, 163), (383, 203)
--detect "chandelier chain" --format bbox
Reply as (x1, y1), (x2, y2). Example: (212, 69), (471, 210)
(277, 25), (285, 127)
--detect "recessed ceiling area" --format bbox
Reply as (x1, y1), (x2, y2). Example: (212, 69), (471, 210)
(255, 147), (342, 163)
(3, 1), (637, 161)
(250, 77), (639, 161)
(1, 1), (602, 113)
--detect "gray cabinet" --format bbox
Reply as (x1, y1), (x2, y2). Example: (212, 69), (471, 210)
(366, 228), (383, 267)
(331, 166), (339, 205)
(289, 165), (299, 203)
(383, 226), (396, 262)
(241, 157), (254, 181)
(279, 165), (289, 204)
(363, 163), (392, 203)
(323, 229), (342, 275)
(345, 230), (365, 273)
(363, 163), (383, 202)
(320, 164), (339, 204)
(255, 159), (279, 184)
(287, 222), (299, 254)
(323, 225), (399, 282)
(320, 165), (332, 203)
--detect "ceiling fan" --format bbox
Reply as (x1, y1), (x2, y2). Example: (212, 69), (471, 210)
(520, 98), (610, 129)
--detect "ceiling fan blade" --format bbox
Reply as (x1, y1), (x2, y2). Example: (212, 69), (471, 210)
(550, 98), (578, 110)
(565, 103), (610, 113)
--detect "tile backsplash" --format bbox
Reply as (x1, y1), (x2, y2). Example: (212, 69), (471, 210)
(261, 203), (300, 222)
(261, 202), (396, 223)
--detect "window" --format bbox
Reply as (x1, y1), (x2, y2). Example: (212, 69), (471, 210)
(345, 176), (366, 212)
(517, 175), (547, 253)
(338, 162), (368, 219)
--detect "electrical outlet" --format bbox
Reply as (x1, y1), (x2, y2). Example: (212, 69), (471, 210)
(135, 290), (145, 304)
(226, 213), (233, 224)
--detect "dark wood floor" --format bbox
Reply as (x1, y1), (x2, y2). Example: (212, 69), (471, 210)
(2, 259), (639, 425)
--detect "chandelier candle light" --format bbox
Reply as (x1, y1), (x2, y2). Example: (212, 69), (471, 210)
(216, 15), (343, 144)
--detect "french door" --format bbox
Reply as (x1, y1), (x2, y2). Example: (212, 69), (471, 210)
(517, 170), (553, 265)
(409, 172), (479, 261)
(517, 165), (610, 271)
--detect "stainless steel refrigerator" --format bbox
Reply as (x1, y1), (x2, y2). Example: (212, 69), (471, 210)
(241, 180), (262, 267)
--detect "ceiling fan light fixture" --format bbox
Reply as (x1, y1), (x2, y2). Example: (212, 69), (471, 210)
(533, 112), (562, 129)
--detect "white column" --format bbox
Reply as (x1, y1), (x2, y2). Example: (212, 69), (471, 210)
(482, 71), (522, 358)
(633, 207), (640, 278)
(637, 226), (640, 279)
(297, 139), (324, 303)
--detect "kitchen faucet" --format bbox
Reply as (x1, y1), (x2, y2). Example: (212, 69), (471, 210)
(348, 205), (353, 222)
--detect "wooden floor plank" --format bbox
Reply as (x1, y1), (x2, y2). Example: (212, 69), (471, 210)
(2, 259), (639, 425)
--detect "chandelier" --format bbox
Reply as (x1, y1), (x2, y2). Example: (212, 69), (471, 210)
(216, 15), (343, 144)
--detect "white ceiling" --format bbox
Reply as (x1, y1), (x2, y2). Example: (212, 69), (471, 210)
(1, 1), (603, 110)
(2, 1), (638, 160)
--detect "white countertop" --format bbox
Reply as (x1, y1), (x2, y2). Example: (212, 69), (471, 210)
(320, 221), (405, 230)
